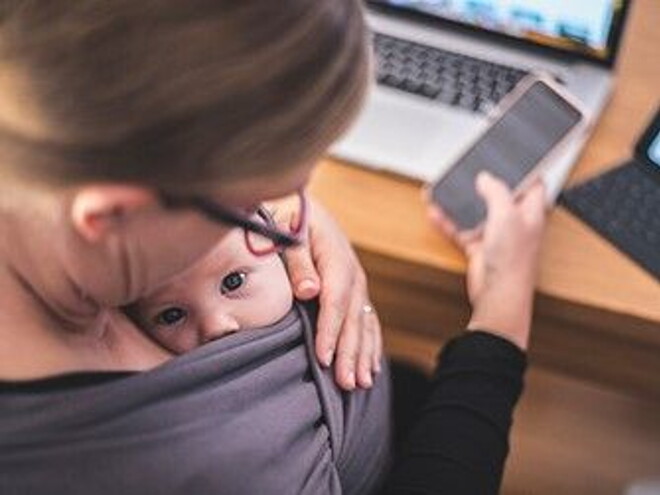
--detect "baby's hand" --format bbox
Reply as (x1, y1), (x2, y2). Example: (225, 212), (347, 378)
(272, 196), (382, 390)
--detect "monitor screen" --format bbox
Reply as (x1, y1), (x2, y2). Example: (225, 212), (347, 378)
(370, 0), (627, 63)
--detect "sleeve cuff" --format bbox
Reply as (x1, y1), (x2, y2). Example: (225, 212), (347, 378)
(438, 330), (528, 372)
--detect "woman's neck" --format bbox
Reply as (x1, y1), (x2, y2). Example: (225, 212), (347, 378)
(0, 226), (170, 381)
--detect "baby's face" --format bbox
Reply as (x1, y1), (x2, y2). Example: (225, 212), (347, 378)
(131, 228), (293, 354)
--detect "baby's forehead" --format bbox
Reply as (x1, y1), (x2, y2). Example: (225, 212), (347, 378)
(198, 228), (255, 269)
(139, 229), (261, 300)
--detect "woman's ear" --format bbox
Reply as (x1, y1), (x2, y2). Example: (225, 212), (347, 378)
(71, 185), (157, 243)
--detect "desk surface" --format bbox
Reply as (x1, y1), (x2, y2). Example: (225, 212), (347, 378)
(310, 0), (660, 396)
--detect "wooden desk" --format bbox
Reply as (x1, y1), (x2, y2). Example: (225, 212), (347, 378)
(310, 0), (660, 399)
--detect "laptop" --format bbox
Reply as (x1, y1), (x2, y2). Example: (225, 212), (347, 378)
(331, 0), (633, 199)
(560, 107), (660, 281)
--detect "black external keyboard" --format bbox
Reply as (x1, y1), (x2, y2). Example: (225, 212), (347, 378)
(373, 32), (529, 114)
(559, 162), (660, 281)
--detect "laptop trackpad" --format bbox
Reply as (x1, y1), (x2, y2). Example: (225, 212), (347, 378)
(332, 89), (482, 180)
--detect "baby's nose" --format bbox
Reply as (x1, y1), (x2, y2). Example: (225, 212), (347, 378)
(200, 313), (240, 343)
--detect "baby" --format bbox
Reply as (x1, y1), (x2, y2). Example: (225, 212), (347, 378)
(127, 212), (392, 494)
(129, 223), (293, 355)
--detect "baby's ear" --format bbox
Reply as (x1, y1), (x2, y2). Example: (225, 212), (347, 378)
(70, 185), (157, 243)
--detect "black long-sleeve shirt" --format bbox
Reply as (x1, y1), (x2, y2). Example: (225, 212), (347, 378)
(383, 331), (527, 495)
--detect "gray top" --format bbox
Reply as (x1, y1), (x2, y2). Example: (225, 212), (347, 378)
(0, 302), (391, 495)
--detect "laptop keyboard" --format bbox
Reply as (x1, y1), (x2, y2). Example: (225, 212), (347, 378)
(373, 32), (529, 114)
(559, 163), (660, 281)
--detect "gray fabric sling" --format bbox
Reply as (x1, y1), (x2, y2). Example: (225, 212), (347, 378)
(0, 302), (391, 495)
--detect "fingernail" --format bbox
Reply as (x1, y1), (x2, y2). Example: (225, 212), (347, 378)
(345, 371), (356, 390)
(297, 279), (317, 298)
(323, 349), (334, 367)
(476, 171), (491, 186)
(362, 372), (373, 388)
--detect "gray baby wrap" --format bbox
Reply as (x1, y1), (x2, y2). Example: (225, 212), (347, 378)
(0, 302), (391, 495)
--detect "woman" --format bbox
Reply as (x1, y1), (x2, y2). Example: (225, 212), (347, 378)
(0, 1), (545, 494)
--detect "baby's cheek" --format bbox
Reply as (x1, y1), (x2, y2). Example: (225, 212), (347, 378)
(246, 279), (293, 328)
(240, 257), (294, 328)
(155, 325), (199, 355)
(254, 283), (293, 326)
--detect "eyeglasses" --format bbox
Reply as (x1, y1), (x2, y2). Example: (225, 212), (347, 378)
(159, 188), (307, 256)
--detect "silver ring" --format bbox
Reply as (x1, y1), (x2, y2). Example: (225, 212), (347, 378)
(362, 303), (374, 314)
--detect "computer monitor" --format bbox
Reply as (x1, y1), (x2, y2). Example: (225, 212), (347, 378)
(368, 0), (631, 66)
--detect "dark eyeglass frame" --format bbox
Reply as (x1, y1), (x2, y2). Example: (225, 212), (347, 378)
(158, 188), (307, 255)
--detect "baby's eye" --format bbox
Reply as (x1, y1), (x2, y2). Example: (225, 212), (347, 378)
(220, 271), (247, 294)
(155, 307), (187, 327)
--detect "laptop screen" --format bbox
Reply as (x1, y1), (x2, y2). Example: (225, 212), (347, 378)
(369, 0), (629, 64)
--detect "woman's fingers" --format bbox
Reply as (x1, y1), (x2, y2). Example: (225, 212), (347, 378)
(354, 314), (374, 389)
(325, 264), (381, 391)
(278, 197), (348, 366)
(299, 199), (363, 371)
(315, 266), (351, 367)
(281, 197), (382, 387)
(475, 171), (514, 223)
(427, 204), (476, 248)
(273, 197), (321, 300)
(355, 303), (378, 388)
(371, 310), (383, 374)
(332, 285), (364, 390)
(313, 237), (359, 368)
(427, 204), (458, 238)
(519, 178), (547, 228)
(284, 242), (321, 300)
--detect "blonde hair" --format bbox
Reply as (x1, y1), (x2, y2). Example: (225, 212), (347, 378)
(0, 0), (369, 192)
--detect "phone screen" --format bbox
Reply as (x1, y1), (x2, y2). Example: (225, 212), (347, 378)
(431, 80), (584, 230)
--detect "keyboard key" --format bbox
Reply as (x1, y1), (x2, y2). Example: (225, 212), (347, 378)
(372, 32), (530, 114)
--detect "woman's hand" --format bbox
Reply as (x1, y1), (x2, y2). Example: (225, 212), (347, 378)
(429, 172), (547, 350)
(272, 196), (382, 391)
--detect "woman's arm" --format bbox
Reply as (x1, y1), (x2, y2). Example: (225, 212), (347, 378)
(384, 172), (547, 494)
(383, 331), (526, 494)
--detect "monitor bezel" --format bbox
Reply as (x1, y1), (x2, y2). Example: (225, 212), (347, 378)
(634, 107), (660, 182)
(366, 0), (633, 68)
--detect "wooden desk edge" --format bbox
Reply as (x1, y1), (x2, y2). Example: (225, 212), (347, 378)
(356, 247), (660, 400)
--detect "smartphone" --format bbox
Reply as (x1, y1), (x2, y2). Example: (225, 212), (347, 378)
(428, 75), (588, 231)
